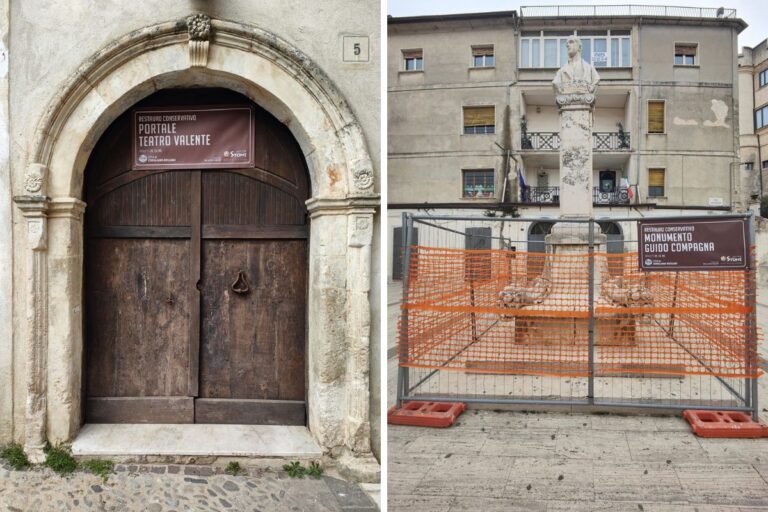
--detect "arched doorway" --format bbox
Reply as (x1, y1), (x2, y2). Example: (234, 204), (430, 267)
(83, 88), (310, 425)
(15, 18), (378, 467)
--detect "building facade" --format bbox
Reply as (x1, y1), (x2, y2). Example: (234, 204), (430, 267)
(739, 38), (768, 203)
(0, 1), (380, 479)
(388, 6), (746, 280)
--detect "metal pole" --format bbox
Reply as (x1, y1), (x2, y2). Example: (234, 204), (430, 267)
(748, 212), (759, 419)
(588, 218), (596, 404)
(396, 212), (413, 408)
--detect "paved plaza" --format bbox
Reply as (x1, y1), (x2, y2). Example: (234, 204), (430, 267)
(388, 282), (768, 511)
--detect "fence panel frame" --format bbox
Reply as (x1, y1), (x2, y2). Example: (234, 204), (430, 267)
(394, 211), (760, 416)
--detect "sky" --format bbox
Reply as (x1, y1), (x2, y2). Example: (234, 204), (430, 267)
(387, 0), (766, 49)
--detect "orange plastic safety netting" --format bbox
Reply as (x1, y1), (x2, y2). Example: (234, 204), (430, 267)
(397, 246), (762, 379)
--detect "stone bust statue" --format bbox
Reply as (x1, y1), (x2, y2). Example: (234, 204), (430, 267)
(552, 36), (600, 107)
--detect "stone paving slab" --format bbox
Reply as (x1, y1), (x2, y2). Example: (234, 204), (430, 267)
(591, 462), (687, 503)
(503, 457), (595, 501)
(0, 465), (378, 511)
(626, 431), (708, 463)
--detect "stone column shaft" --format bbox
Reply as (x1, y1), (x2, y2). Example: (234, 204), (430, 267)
(14, 195), (49, 463)
(559, 106), (594, 218)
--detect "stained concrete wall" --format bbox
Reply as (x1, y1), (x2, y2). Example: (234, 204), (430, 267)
(0, 1), (380, 460)
(389, 16), (743, 212)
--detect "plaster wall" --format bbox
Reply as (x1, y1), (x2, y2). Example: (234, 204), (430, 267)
(0, 1), (381, 466)
(388, 20), (517, 87)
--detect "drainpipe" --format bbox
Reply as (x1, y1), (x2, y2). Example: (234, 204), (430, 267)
(634, 19), (643, 206)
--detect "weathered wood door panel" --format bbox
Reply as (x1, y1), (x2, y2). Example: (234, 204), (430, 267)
(197, 239), (307, 424)
(84, 88), (309, 425)
(85, 238), (192, 398)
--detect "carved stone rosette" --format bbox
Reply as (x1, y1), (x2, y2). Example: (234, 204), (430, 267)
(187, 14), (211, 67)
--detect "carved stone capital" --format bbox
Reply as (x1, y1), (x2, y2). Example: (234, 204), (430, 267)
(556, 93), (596, 108)
(306, 195), (380, 219)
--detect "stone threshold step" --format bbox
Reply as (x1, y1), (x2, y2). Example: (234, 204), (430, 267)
(72, 424), (323, 458)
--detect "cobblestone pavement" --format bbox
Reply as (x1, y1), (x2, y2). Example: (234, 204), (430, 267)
(0, 464), (378, 511)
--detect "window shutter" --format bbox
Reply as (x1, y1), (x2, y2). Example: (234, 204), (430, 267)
(648, 101), (665, 133)
(649, 169), (665, 187)
(472, 45), (493, 57)
(402, 50), (422, 59)
(464, 106), (495, 127)
(675, 44), (697, 56)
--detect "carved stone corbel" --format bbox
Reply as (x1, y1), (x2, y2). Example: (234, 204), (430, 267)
(14, 166), (51, 462)
(187, 13), (211, 67)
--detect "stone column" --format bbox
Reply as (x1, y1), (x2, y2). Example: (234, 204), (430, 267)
(306, 196), (380, 481)
(46, 198), (86, 443)
(559, 105), (594, 218)
(14, 163), (51, 462)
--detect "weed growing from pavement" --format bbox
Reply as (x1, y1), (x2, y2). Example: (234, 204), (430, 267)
(82, 459), (114, 482)
(0, 443), (30, 470)
(225, 461), (244, 476)
(306, 461), (323, 478)
(44, 444), (78, 475)
(282, 460), (323, 479)
(283, 461), (305, 478)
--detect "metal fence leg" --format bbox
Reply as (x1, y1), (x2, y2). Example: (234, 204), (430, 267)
(396, 213), (414, 409)
(748, 213), (759, 420)
(588, 218), (595, 404)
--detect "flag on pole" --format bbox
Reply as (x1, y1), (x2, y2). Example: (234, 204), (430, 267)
(518, 169), (527, 201)
(620, 177), (634, 201)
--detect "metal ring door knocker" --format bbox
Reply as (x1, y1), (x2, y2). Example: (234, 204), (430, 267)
(231, 271), (251, 295)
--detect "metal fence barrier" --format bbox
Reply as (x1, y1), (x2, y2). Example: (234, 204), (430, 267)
(396, 213), (762, 418)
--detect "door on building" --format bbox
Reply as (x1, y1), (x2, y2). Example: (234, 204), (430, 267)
(599, 170), (616, 192)
(83, 89), (310, 425)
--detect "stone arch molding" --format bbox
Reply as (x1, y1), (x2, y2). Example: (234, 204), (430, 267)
(14, 14), (379, 476)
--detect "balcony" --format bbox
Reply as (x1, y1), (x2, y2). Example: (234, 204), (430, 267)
(522, 132), (631, 151)
(520, 186), (630, 205)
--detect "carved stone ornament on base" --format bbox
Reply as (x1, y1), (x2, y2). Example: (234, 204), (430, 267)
(187, 13), (211, 67)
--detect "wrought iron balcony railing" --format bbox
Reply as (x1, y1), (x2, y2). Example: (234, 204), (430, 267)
(521, 186), (560, 204)
(519, 186), (630, 205)
(522, 131), (631, 151)
(520, 5), (736, 19)
(593, 187), (630, 204)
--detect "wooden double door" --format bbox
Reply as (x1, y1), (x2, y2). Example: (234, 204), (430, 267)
(84, 89), (309, 424)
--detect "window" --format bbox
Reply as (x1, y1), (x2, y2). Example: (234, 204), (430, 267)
(674, 43), (697, 66)
(760, 69), (768, 88)
(756, 104), (768, 130)
(648, 168), (665, 197)
(462, 169), (495, 198)
(763, 160), (768, 170)
(745, 162), (754, 171)
(402, 49), (423, 71)
(647, 100), (665, 134)
(472, 45), (494, 67)
(463, 106), (495, 134)
(519, 29), (630, 68)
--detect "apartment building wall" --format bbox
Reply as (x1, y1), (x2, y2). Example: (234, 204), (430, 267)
(387, 11), (746, 280)
(388, 14), (518, 205)
(739, 39), (768, 204)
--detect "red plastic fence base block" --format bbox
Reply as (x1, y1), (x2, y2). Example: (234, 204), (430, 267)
(387, 401), (466, 428)
(683, 410), (768, 438)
